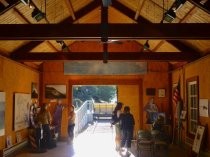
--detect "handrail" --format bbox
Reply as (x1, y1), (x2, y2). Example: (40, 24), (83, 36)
(74, 100), (94, 136)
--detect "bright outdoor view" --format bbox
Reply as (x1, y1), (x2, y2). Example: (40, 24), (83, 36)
(72, 85), (117, 118)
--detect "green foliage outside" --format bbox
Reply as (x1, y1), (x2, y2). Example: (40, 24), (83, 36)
(73, 85), (117, 107)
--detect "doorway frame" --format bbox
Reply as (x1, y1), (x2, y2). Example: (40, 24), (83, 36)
(68, 78), (143, 129)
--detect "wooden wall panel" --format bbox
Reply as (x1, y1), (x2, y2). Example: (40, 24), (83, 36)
(42, 61), (170, 138)
(0, 56), (40, 149)
(118, 84), (142, 137)
(172, 55), (210, 150)
(143, 62), (170, 129)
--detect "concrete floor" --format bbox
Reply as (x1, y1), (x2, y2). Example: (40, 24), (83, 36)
(13, 120), (188, 157)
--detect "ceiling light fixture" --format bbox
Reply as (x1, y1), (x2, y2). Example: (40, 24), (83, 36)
(143, 40), (150, 50)
(32, 8), (45, 21)
(163, 0), (186, 22)
(31, 0), (46, 22)
(56, 40), (69, 51)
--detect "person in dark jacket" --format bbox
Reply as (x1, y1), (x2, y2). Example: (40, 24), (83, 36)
(120, 106), (135, 156)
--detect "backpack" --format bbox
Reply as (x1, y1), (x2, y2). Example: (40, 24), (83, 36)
(111, 111), (119, 125)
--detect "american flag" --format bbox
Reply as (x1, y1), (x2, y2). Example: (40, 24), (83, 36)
(173, 78), (180, 104)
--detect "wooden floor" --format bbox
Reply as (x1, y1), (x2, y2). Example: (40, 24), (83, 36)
(13, 120), (188, 157)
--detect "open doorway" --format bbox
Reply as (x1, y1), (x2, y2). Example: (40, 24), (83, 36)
(71, 85), (137, 157)
(72, 85), (117, 119)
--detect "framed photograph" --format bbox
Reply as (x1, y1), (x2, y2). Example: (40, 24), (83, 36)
(14, 93), (31, 131)
(45, 85), (66, 99)
(180, 110), (187, 120)
(158, 89), (165, 97)
(31, 82), (38, 98)
(0, 92), (5, 136)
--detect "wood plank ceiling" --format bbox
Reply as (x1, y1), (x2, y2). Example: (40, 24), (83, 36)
(0, 0), (210, 68)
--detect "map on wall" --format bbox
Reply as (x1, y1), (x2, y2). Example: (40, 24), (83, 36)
(14, 93), (31, 131)
(0, 92), (5, 136)
(64, 61), (147, 75)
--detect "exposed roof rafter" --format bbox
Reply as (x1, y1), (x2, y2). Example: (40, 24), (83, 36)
(11, 0), (101, 55)
(1, 23), (210, 40)
(111, 0), (199, 54)
(11, 52), (200, 62)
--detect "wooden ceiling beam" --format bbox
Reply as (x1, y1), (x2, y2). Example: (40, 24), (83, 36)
(10, 0), (101, 55)
(11, 52), (200, 62)
(0, 23), (210, 40)
(134, 0), (147, 20)
(111, 0), (199, 53)
(180, 6), (197, 23)
(13, 7), (31, 24)
(64, 0), (76, 20)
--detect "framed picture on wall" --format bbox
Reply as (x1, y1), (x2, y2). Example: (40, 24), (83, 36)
(45, 85), (66, 99)
(158, 89), (166, 97)
(14, 93), (31, 131)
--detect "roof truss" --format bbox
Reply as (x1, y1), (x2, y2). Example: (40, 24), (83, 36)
(0, 23), (210, 40)
(11, 52), (200, 62)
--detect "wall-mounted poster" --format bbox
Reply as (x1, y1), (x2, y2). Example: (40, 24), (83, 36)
(31, 82), (38, 98)
(14, 93), (31, 131)
(45, 85), (66, 99)
(0, 92), (5, 136)
(192, 125), (205, 154)
(199, 99), (209, 117)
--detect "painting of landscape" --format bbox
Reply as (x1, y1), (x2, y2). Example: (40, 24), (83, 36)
(64, 61), (147, 75)
(0, 92), (5, 136)
(45, 85), (66, 99)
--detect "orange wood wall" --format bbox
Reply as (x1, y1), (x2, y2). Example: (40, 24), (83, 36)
(172, 55), (210, 150)
(118, 85), (142, 137)
(41, 61), (170, 138)
(0, 56), (40, 149)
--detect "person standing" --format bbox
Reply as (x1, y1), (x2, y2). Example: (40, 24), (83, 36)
(37, 103), (53, 149)
(120, 106), (135, 156)
(111, 102), (123, 151)
(53, 99), (64, 138)
(67, 105), (76, 144)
